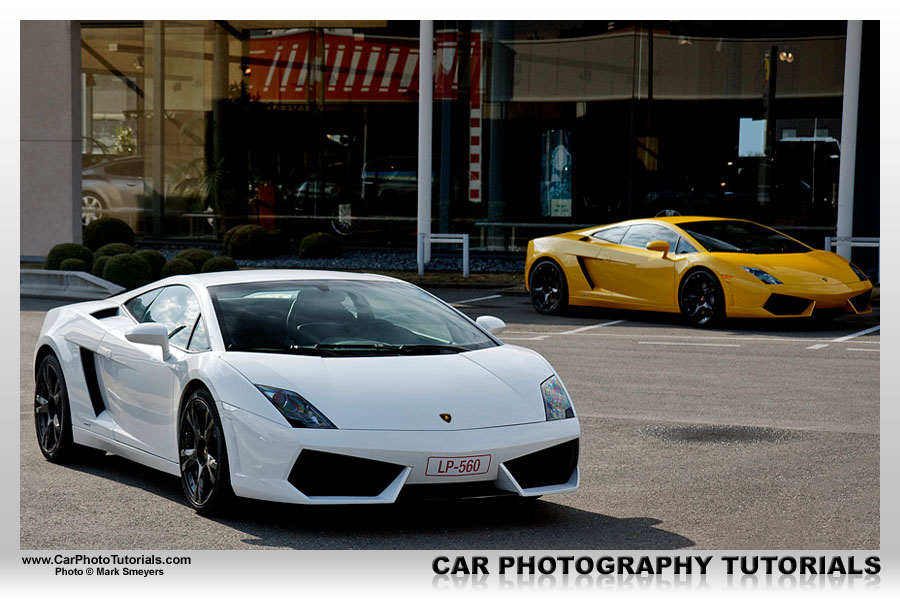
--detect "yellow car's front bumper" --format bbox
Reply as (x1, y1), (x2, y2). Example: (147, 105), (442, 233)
(723, 277), (873, 318)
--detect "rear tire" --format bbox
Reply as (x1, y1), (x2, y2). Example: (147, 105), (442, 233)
(34, 354), (102, 462)
(529, 259), (568, 315)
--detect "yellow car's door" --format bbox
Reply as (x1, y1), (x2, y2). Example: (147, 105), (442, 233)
(594, 223), (680, 308)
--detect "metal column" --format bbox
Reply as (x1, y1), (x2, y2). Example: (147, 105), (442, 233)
(836, 21), (863, 259)
(417, 20), (433, 271)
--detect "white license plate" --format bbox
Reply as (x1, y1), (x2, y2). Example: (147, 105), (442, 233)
(425, 454), (492, 477)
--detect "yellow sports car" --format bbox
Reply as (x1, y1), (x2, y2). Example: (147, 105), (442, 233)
(525, 217), (873, 326)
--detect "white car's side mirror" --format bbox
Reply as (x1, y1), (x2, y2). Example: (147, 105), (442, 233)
(476, 315), (506, 335)
(125, 323), (170, 360)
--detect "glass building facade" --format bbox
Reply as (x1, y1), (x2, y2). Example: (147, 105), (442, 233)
(76, 20), (879, 259)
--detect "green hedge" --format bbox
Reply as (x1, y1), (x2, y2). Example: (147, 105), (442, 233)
(96, 243), (135, 258)
(298, 232), (342, 259)
(223, 225), (268, 258)
(161, 258), (196, 278)
(175, 248), (215, 272)
(102, 253), (152, 291)
(135, 249), (167, 280)
(59, 258), (88, 272)
(45, 243), (93, 271)
(92, 255), (110, 278)
(201, 256), (239, 273)
(82, 217), (134, 251)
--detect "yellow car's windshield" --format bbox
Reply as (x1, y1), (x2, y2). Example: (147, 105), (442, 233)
(679, 221), (811, 254)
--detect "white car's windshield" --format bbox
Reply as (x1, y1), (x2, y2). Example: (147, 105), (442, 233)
(209, 280), (498, 355)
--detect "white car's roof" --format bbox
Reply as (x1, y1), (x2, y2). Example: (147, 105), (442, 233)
(165, 269), (398, 288)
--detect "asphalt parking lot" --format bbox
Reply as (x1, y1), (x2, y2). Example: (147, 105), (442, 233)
(20, 291), (879, 550)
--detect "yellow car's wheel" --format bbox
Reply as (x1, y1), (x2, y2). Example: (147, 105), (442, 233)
(679, 269), (724, 327)
(529, 259), (568, 315)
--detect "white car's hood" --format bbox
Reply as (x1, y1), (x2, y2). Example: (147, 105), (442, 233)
(220, 345), (552, 431)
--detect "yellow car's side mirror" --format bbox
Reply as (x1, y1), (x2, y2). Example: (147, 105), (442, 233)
(645, 240), (670, 259)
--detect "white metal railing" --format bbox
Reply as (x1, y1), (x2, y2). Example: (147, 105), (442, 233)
(417, 233), (470, 278)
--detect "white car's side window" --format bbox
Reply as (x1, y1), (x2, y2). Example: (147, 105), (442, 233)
(128, 285), (209, 352)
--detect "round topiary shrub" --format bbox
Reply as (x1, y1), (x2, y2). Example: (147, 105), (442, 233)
(45, 243), (93, 271)
(96, 242), (135, 258)
(82, 217), (134, 251)
(298, 232), (342, 259)
(59, 258), (88, 272)
(102, 253), (152, 291)
(201, 256), (239, 273)
(135, 249), (167, 280)
(161, 258), (196, 278)
(175, 248), (215, 272)
(224, 224), (269, 259)
(92, 255), (110, 278)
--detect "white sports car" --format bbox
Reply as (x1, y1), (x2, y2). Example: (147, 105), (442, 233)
(33, 270), (580, 513)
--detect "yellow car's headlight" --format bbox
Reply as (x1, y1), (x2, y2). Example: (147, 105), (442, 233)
(741, 266), (782, 285)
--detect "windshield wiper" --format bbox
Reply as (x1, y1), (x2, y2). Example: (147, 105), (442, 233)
(315, 342), (398, 352)
(312, 342), (466, 355)
(226, 344), (336, 357)
(397, 344), (466, 354)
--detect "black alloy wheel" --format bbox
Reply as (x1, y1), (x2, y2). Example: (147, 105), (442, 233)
(679, 269), (725, 327)
(179, 390), (233, 513)
(529, 260), (568, 315)
(34, 354), (75, 461)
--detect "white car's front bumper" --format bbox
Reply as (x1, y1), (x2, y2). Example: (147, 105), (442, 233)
(220, 404), (580, 504)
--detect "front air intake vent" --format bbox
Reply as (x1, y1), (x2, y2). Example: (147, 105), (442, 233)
(504, 439), (578, 490)
(288, 450), (404, 497)
(763, 294), (813, 316)
(849, 290), (872, 313)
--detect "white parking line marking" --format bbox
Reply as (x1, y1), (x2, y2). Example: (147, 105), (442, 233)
(452, 294), (501, 305)
(560, 320), (626, 335)
(500, 330), (881, 344)
(638, 341), (740, 348)
(499, 336), (549, 341)
(847, 348), (879, 352)
(806, 325), (880, 350)
(830, 325), (881, 343)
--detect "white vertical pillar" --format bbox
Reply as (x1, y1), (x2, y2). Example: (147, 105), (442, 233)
(836, 21), (862, 259)
(417, 20), (433, 266)
(20, 20), (82, 256)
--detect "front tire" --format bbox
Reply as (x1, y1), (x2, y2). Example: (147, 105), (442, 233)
(82, 192), (106, 226)
(179, 389), (234, 514)
(679, 269), (725, 327)
(529, 259), (568, 315)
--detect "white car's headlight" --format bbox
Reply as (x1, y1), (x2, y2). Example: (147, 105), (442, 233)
(541, 375), (574, 421)
(256, 385), (336, 429)
(741, 266), (782, 285)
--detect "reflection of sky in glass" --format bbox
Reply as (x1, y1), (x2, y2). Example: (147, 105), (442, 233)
(145, 286), (199, 348)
